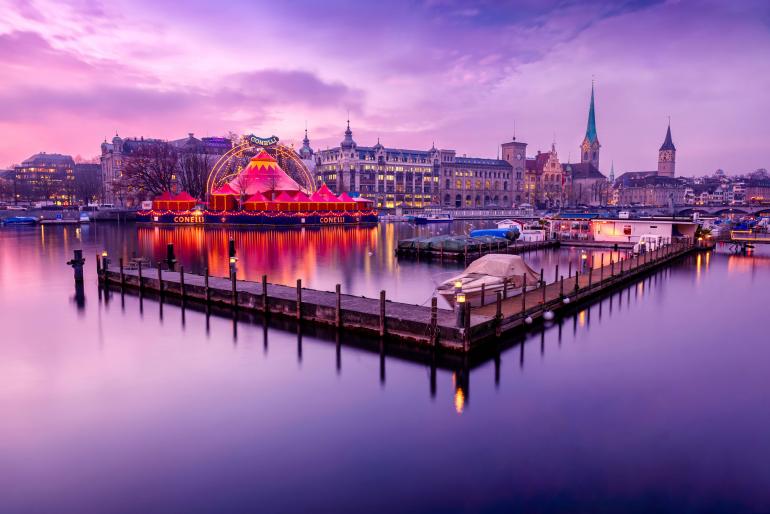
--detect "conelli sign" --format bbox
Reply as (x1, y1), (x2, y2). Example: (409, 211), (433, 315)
(248, 135), (279, 146)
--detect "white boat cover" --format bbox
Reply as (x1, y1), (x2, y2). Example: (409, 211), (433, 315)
(463, 254), (540, 286)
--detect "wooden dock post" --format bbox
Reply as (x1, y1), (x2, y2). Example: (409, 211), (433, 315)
(157, 262), (163, 296)
(554, 265), (559, 283)
(431, 297), (438, 345)
(119, 257), (125, 288)
(379, 290), (386, 337)
(495, 292), (502, 337)
(542, 278), (546, 304)
(231, 271), (237, 308)
(503, 278), (508, 299)
(262, 275), (268, 312)
(521, 274), (527, 316)
(204, 267), (210, 303)
(600, 254), (605, 283)
(296, 279), (302, 320)
(559, 276), (564, 298)
(588, 264), (593, 289)
(574, 271), (580, 294)
(166, 243), (176, 271)
(620, 257), (624, 274)
(610, 258), (615, 277)
(335, 284), (342, 328)
(95, 252), (101, 277)
(179, 265), (185, 299)
(480, 283), (486, 306)
(137, 261), (143, 293)
(539, 268), (544, 287)
(568, 261), (572, 278)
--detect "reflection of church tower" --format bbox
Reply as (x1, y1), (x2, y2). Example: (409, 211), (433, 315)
(580, 83), (600, 169)
(657, 123), (676, 177)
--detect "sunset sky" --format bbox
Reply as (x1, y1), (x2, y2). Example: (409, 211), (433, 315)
(1, 0), (768, 175)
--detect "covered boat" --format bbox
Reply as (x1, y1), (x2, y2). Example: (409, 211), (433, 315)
(437, 254), (541, 307)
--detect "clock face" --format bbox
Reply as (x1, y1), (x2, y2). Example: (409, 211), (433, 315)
(516, 153), (522, 160)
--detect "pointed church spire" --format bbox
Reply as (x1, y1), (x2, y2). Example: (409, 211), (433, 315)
(585, 82), (598, 144)
(609, 160), (615, 182)
(660, 121), (675, 151)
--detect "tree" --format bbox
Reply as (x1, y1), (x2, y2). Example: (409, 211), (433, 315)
(123, 142), (178, 197)
(75, 169), (103, 204)
(177, 151), (214, 200)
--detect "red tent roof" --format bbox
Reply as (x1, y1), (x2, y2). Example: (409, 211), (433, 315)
(212, 183), (238, 195)
(227, 151), (301, 196)
(173, 191), (196, 202)
(293, 191), (311, 201)
(338, 192), (356, 202)
(244, 191), (269, 203)
(309, 183), (341, 202)
(154, 191), (174, 200)
(274, 191), (297, 202)
(252, 149), (277, 163)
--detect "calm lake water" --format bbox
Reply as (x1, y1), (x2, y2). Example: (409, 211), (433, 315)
(1, 222), (769, 513)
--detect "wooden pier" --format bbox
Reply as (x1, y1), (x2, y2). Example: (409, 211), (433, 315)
(97, 239), (697, 353)
(396, 239), (557, 260)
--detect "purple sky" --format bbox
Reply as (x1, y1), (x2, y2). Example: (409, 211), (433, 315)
(1, 0), (769, 175)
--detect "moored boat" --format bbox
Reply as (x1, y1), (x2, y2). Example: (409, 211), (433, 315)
(414, 213), (453, 224)
(437, 254), (541, 307)
(2, 216), (38, 225)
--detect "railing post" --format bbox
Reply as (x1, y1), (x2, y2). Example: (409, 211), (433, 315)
(119, 257), (125, 288)
(554, 265), (559, 284)
(180, 265), (185, 299)
(610, 258), (615, 277)
(495, 292), (502, 337)
(568, 261), (572, 278)
(138, 261), (143, 293)
(157, 262), (164, 296)
(574, 271), (580, 294)
(559, 276), (564, 298)
(521, 274), (527, 316)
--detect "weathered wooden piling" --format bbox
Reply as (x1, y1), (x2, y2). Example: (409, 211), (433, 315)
(204, 267), (210, 302)
(379, 290), (386, 337)
(119, 257), (125, 287)
(180, 265), (186, 299)
(296, 279), (302, 320)
(431, 297), (438, 345)
(495, 292), (502, 337)
(335, 284), (342, 328)
(157, 263), (163, 295)
(262, 274), (268, 311)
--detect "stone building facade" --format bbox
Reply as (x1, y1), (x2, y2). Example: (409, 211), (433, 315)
(13, 152), (75, 204)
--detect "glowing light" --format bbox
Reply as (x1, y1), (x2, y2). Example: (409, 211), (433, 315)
(456, 293), (466, 303)
(454, 387), (465, 414)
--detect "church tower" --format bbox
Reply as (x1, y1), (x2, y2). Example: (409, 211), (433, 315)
(658, 122), (676, 177)
(580, 83), (600, 170)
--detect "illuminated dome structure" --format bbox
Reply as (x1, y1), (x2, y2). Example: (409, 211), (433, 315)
(139, 134), (377, 226)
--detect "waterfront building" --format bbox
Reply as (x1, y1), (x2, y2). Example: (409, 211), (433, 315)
(439, 152), (514, 208)
(614, 124), (682, 206)
(13, 152), (75, 204)
(101, 133), (232, 205)
(315, 121), (440, 209)
(523, 144), (565, 208)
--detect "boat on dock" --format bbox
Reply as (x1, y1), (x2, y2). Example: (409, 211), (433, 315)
(437, 254), (541, 307)
(413, 213), (453, 224)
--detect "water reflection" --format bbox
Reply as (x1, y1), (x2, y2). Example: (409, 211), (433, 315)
(4, 225), (770, 513)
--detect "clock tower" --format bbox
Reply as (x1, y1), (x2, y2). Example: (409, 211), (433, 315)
(501, 137), (528, 204)
(580, 83), (600, 170)
(657, 122), (676, 177)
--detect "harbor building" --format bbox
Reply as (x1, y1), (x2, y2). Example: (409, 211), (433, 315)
(314, 122), (440, 209)
(440, 152), (514, 208)
(13, 152), (75, 204)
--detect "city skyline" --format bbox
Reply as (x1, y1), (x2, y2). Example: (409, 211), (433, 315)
(1, 0), (769, 175)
